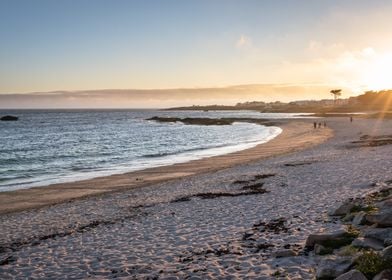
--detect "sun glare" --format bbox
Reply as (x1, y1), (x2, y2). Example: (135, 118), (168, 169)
(363, 52), (392, 91)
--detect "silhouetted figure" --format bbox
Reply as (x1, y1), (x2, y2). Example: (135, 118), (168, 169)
(350, 116), (353, 122)
(318, 122), (322, 128)
(324, 121), (326, 127)
(313, 122), (317, 129)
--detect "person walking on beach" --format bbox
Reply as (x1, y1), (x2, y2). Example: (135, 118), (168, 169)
(350, 116), (353, 122)
(318, 122), (322, 128)
(313, 122), (317, 129)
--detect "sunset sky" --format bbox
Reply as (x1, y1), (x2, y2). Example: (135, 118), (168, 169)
(1, 0), (392, 108)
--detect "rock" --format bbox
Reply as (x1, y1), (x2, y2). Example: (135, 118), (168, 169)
(342, 213), (356, 222)
(272, 249), (297, 258)
(373, 269), (392, 280)
(316, 256), (353, 279)
(352, 212), (367, 226)
(384, 238), (392, 247)
(329, 201), (356, 216)
(0, 115), (18, 121)
(335, 269), (367, 280)
(306, 229), (352, 248)
(315, 244), (333, 255)
(351, 237), (385, 251)
(363, 228), (392, 243)
(366, 209), (392, 227)
(381, 245), (392, 260)
(375, 198), (392, 209)
(352, 182), (376, 189)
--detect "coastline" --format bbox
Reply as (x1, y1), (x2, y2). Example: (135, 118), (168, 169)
(0, 121), (332, 215)
(3, 117), (392, 279)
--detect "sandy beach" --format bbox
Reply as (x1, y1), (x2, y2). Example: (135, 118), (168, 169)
(1, 117), (392, 279)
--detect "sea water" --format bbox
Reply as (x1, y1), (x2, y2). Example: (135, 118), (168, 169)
(0, 110), (307, 191)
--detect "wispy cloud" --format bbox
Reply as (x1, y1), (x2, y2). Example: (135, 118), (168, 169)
(236, 35), (252, 49)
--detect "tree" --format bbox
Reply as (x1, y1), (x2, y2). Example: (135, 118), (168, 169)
(330, 89), (342, 104)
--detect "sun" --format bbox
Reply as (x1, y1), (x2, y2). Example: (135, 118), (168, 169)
(362, 52), (392, 91)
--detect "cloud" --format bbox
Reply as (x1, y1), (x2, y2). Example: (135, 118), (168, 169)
(306, 40), (345, 57)
(236, 35), (252, 48)
(278, 46), (392, 93)
(0, 84), (348, 109)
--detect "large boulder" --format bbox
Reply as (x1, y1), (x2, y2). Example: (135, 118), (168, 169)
(0, 115), (18, 121)
(306, 229), (354, 248)
(335, 269), (367, 280)
(316, 256), (353, 279)
(366, 209), (392, 227)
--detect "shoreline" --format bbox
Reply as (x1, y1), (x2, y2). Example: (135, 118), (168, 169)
(0, 121), (332, 215)
(4, 117), (391, 279)
(0, 123), (282, 192)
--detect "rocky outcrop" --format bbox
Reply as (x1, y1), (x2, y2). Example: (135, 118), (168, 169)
(146, 116), (277, 126)
(307, 183), (392, 279)
(0, 115), (18, 121)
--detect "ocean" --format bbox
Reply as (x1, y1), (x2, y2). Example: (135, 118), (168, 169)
(0, 110), (306, 192)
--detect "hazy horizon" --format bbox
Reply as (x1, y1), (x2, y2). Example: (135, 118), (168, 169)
(0, 83), (358, 109)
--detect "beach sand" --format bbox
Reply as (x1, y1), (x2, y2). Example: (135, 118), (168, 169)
(1, 118), (391, 279)
(0, 121), (331, 215)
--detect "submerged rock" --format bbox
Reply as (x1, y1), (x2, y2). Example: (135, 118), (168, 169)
(335, 269), (367, 280)
(0, 115), (18, 121)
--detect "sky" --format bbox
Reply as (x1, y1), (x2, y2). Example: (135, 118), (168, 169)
(1, 0), (392, 108)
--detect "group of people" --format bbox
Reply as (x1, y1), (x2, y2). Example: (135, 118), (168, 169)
(313, 116), (353, 129)
(313, 121), (326, 129)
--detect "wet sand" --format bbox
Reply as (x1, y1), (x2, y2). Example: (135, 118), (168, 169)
(0, 121), (331, 214)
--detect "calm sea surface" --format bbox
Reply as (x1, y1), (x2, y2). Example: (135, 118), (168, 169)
(0, 110), (306, 191)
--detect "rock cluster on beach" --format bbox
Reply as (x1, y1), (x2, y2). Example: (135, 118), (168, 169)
(146, 116), (277, 126)
(305, 184), (392, 280)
